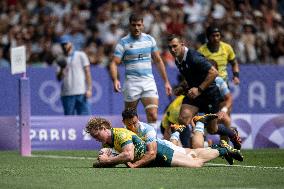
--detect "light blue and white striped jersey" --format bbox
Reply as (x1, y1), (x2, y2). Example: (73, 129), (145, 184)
(136, 121), (157, 144)
(215, 76), (230, 97)
(114, 33), (158, 79)
(135, 121), (184, 153)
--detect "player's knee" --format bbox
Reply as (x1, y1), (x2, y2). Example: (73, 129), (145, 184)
(192, 140), (203, 149)
(179, 110), (193, 125)
(178, 115), (191, 125)
(146, 110), (158, 122)
(207, 125), (218, 134)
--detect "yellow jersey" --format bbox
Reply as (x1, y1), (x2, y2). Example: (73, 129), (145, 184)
(198, 41), (235, 81)
(104, 128), (146, 161)
(162, 95), (185, 129)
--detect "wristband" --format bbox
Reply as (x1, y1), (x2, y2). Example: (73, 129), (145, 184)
(197, 86), (204, 93)
(233, 72), (239, 78)
(221, 107), (228, 113)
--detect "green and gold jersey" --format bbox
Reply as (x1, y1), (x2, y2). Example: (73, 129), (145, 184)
(198, 41), (235, 81)
(162, 95), (185, 129)
(104, 128), (146, 161)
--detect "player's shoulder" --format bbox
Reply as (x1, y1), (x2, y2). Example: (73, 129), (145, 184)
(215, 76), (225, 83)
(118, 34), (132, 45)
(141, 33), (156, 42)
(114, 127), (132, 133)
(113, 128), (134, 141)
(141, 32), (153, 38)
(198, 44), (207, 51)
(113, 128), (130, 136)
(220, 41), (233, 48)
(170, 95), (184, 107)
(139, 121), (154, 132)
(74, 50), (85, 55)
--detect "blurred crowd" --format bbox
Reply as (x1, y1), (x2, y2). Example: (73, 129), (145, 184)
(0, 0), (283, 68)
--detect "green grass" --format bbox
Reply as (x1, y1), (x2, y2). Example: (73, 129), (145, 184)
(1, 150), (284, 189)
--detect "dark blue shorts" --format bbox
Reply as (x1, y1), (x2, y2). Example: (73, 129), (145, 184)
(182, 87), (223, 113)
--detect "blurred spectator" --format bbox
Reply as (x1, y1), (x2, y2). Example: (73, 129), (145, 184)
(0, 0), (282, 68)
(0, 46), (9, 68)
(56, 35), (92, 115)
(241, 20), (257, 64)
(101, 20), (124, 51)
(149, 10), (167, 49)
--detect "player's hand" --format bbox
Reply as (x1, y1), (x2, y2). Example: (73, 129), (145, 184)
(164, 81), (172, 96)
(113, 80), (121, 92)
(126, 162), (136, 168)
(190, 118), (196, 128)
(85, 89), (92, 98)
(187, 87), (200, 99)
(98, 153), (110, 164)
(233, 77), (240, 85)
(217, 111), (226, 120)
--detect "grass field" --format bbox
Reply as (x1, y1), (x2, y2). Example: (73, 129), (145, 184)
(1, 149), (284, 189)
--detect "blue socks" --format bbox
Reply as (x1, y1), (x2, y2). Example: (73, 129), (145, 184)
(216, 124), (234, 138)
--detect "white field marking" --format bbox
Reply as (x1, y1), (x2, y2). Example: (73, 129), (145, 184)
(31, 154), (96, 160)
(206, 163), (284, 170)
(30, 155), (284, 170)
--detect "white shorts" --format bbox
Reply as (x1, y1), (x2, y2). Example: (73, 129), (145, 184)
(122, 77), (158, 102)
(158, 139), (186, 154)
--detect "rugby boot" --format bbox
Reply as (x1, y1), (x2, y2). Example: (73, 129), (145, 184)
(211, 143), (234, 165)
(230, 127), (242, 150)
(192, 113), (218, 124)
(170, 124), (186, 133)
(220, 140), (244, 162)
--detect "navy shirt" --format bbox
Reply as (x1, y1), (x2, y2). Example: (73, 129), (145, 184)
(175, 47), (217, 93)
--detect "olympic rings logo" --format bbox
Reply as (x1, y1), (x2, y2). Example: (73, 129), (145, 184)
(38, 80), (103, 113)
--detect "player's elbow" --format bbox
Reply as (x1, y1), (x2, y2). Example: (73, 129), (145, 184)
(212, 68), (218, 78)
(124, 151), (134, 162)
(148, 150), (157, 160)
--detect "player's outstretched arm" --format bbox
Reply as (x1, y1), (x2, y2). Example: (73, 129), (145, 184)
(230, 59), (240, 85)
(127, 141), (157, 168)
(109, 56), (122, 92)
(98, 144), (134, 166)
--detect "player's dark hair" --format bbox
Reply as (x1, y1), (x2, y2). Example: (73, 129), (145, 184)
(206, 25), (221, 38)
(167, 34), (183, 42)
(122, 108), (138, 120)
(129, 13), (143, 23)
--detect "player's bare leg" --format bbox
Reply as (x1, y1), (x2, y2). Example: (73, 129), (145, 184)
(191, 114), (218, 149)
(171, 151), (205, 168)
(184, 147), (219, 162)
(141, 97), (159, 129)
(125, 100), (139, 110)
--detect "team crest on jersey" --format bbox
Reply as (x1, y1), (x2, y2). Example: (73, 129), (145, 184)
(163, 155), (167, 161)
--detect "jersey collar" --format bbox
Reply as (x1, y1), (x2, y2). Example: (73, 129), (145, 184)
(176, 47), (188, 64)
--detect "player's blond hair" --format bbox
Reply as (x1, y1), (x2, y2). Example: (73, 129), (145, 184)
(85, 117), (112, 134)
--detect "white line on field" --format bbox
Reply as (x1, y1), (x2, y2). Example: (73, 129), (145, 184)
(31, 154), (97, 160)
(206, 163), (284, 170)
(32, 154), (284, 170)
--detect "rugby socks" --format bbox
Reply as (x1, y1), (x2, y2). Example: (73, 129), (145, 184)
(194, 121), (205, 134)
(211, 144), (227, 157)
(170, 131), (180, 141)
(216, 124), (234, 138)
(180, 125), (192, 148)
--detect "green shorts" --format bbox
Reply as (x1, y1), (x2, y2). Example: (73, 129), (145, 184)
(148, 141), (174, 167)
